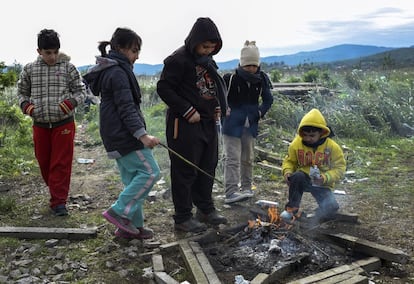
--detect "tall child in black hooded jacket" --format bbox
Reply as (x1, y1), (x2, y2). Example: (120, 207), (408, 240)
(157, 17), (228, 233)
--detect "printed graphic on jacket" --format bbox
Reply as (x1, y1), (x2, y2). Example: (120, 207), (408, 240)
(297, 147), (332, 167)
(196, 65), (216, 100)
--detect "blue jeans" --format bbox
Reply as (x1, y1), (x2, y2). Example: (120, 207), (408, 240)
(112, 148), (160, 228)
(285, 171), (339, 215)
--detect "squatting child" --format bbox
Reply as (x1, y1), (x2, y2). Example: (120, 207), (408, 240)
(281, 108), (346, 223)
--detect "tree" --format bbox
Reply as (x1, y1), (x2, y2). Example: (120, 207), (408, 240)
(0, 61), (19, 91)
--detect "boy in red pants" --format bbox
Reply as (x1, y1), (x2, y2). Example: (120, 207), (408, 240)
(17, 29), (85, 216)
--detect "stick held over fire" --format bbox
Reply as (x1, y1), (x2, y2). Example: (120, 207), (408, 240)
(158, 142), (224, 187)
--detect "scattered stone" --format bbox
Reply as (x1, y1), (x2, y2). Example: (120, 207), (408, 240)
(45, 239), (59, 247)
(118, 269), (129, 278)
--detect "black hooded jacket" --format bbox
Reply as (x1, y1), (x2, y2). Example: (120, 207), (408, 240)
(157, 17), (227, 121)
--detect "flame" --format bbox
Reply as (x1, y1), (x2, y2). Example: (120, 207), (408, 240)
(248, 219), (257, 228)
(247, 206), (286, 229)
(268, 207), (280, 223)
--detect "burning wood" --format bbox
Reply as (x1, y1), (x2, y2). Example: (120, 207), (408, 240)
(248, 201), (293, 231)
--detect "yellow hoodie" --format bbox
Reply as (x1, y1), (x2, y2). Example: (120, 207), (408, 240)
(282, 109), (346, 189)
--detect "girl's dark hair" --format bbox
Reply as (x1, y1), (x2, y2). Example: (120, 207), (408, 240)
(37, 29), (60, 50)
(98, 27), (142, 56)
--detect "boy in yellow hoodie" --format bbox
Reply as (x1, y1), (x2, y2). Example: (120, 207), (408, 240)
(281, 108), (346, 222)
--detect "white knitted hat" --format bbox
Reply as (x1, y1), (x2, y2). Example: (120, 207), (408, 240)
(240, 40), (260, 67)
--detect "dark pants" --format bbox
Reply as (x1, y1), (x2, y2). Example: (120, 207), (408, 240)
(285, 171), (339, 216)
(167, 116), (217, 224)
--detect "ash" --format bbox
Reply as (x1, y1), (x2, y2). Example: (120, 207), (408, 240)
(202, 226), (352, 281)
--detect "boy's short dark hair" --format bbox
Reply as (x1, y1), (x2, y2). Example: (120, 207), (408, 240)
(300, 126), (322, 133)
(38, 29), (60, 50)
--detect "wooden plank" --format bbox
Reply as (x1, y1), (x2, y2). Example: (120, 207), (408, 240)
(332, 212), (359, 223)
(159, 241), (179, 253)
(353, 257), (381, 272)
(313, 269), (365, 284)
(153, 271), (180, 284)
(257, 162), (282, 172)
(255, 146), (284, 165)
(287, 264), (364, 284)
(267, 253), (310, 283)
(152, 254), (164, 272)
(325, 233), (410, 264)
(189, 241), (221, 284)
(0, 226), (97, 240)
(178, 240), (209, 284)
(303, 212), (359, 223)
(250, 273), (269, 284)
(338, 274), (368, 284)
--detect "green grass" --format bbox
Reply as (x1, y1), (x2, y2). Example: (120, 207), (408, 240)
(1, 64), (414, 283)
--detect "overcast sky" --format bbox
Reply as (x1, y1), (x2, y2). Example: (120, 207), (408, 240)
(2, 0), (414, 67)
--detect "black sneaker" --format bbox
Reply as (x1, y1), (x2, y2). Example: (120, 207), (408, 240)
(315, 206), (339, 221)
(174, 218), (207, 233)
(196, 210), (228, 225)
(52, 204), (68, 216)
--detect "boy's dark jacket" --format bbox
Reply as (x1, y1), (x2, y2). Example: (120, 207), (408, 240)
(83, 51), (147, 159)
(222, 67), (273, 137)
(157, 17), (227, 121)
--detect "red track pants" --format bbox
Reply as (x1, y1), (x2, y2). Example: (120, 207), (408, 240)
(33, 121), (75, 208)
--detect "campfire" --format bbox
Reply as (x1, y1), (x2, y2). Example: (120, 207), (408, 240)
(152, 201), (409, 284)
(247, 204), (292, 231)
(199, 201), (356, 282)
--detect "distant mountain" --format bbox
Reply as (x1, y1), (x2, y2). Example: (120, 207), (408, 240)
(133, 63), (163, 76)
(259, 44), (395, 66)
(78, 44), (397, 75)
(328, 46), (414, 69)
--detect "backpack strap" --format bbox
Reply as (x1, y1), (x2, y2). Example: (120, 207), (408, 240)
(226, 73), (235, 94)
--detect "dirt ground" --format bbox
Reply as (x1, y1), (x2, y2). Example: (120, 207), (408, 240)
(71, 127), (414, 283)
(1, 126), (413, 283)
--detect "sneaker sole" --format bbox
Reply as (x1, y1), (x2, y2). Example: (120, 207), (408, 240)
(50, 207), (68, 216)
(224, 195), (249, 204)
(102, 211), (140, 235)
(174, 224), (207, 233)
(114, 229), (153, 240)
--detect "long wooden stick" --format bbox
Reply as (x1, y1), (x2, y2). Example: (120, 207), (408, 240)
(158, 142), (224, 187)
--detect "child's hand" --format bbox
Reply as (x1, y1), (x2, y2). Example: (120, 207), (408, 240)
(22, 102), (35, 116)
(312, 175), (325, 186)
(226, 107), (231, 117)
(139, 134), (160, 149)
(188, 111), (200, 123)
(59, 99), (75, 114)
(284, 173), (291, 186)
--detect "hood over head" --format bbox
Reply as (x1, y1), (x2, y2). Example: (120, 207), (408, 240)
(58, 52), (71, 62)
(298, 108), (331, 138)
(184, 17), (222, 57)
(82, 56), (118, 96)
